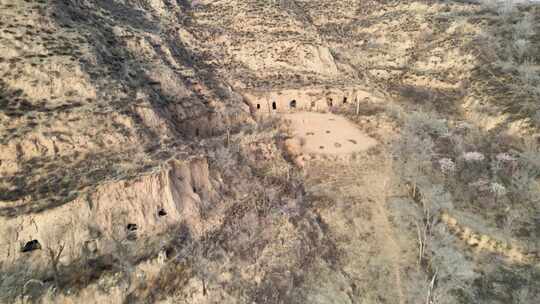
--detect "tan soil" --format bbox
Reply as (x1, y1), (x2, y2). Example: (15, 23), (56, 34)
(284, 112), (377, 156)
(2, 0), (539, 302)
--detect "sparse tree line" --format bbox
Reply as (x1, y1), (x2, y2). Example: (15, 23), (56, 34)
(372, 3), (540, 302)
(388, 105), (539, 303)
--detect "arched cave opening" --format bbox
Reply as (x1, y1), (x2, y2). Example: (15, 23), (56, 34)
(165, 247), (175, 258)
(328, 98), (333, 107)
(158, 208), (167, 217)
(343, 97), (348, 104)
(256, 103), (261, 110)
(272, 101), (277, 110)
(289, 100), (297, 108)
(126, 223), (138, 232)
(21, 240), (41, 253)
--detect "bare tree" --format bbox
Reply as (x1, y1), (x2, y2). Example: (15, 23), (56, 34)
(40, 221), (72, 290)
(45, 244), (65, 288)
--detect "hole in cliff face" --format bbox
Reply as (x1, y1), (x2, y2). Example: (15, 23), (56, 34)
(126, 223), (138, 232)
(192, 186), (197, 193)
(256, 103), (261, 110)
(21, 240), (41, 253)
(272, 101), (277, 110)
(84, 239), (98, 254)
(328, 98), (333, 107)
(343, 97), (348, 104)
(158, 208), (167, 217)
(195, 128), (200, 137)
(165, 247), (175, 258)
(289, 100), (297, 108)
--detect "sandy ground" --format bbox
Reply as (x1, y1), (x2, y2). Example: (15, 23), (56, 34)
(285, 112), (377, 155)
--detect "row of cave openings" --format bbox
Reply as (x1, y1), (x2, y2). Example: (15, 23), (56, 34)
(255, 96), (350, 111)
(20, 207), (169, 253)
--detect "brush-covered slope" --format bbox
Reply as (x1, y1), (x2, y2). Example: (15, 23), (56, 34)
(1, 0), (539, 303)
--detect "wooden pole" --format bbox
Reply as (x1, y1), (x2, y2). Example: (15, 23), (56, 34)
(226, 126), (230, 147)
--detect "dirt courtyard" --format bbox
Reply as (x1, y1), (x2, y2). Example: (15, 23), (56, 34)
(284, 112), (377, 156)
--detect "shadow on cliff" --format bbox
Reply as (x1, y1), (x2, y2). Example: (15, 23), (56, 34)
(50, 0), (233, 138)
(0, 0), (240, 216)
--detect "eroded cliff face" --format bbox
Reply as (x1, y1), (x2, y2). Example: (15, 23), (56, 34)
(0, 0), (253, 216)
(2, 157), (218, 264)
(0, 0), (362, 277)
(0, 0), (255, 298)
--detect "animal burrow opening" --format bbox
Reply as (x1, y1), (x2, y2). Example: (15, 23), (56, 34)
(343, 97), (347, 104)
(126, 223), (138, 232)
(164, 247), (175, 259)
(21, 240), (41, 253)
(289, 100), (297, 108)
(158, 208), (167, 217)
(272, 101), (277, 110)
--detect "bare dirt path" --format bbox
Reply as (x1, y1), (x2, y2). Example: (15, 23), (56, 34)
(371, 176), (406, 304)
(282, 111), (410, 303)
(301, 147), (412, 304)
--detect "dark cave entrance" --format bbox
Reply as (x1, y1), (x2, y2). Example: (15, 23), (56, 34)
(21, 240), (41, 253)
(289, 100), (297, 108)
(126, 223), (138, 232)
(272, 101), (277, 110)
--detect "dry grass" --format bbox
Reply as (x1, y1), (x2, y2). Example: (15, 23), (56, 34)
(1, 0), (540, 303)
(388, 104), (540, 302)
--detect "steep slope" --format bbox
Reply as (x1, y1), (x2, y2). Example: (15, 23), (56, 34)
(0, 0), (252, 215)
(1, 0), (540, 303)
(0, 0), (255, 299)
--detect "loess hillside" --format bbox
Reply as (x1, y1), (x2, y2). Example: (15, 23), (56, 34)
(1, 0), (539, 303)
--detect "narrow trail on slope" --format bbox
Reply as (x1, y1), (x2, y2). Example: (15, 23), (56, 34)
(372, 177), (406, 304)
(302, 149), (411, 304)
